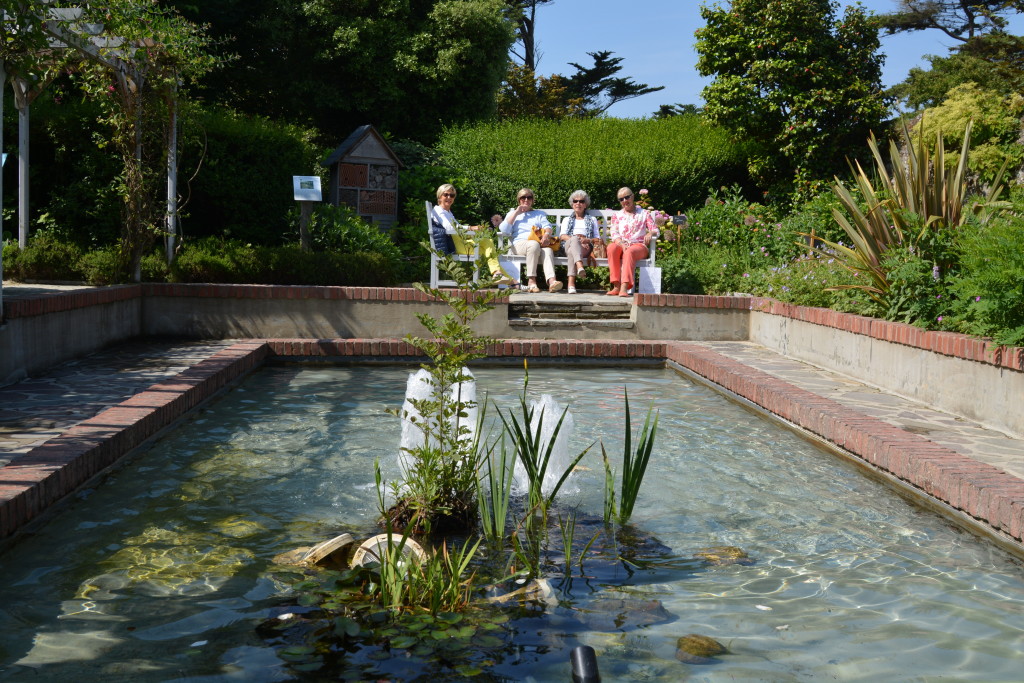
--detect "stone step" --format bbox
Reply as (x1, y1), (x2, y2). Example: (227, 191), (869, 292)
(508, 297), (633, 321)
(507, 317), (635, 330)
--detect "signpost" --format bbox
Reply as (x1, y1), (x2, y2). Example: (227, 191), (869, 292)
(293, 176), (322, 252)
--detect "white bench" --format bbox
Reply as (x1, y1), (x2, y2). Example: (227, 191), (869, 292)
(426, 202), (657, 291)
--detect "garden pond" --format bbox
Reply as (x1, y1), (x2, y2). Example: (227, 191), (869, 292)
(0, 365), (1022, 681)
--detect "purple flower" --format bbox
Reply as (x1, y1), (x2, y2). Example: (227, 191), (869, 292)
(975, 296), (981, 302)
(937, 316), (943, 322)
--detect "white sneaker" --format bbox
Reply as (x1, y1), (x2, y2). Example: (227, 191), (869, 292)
(567, 287), (577, 294)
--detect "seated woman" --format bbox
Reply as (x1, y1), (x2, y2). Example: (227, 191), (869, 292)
(431, 184), (516, 287)
(498, 188), (561, 293)
(558, 190), (602, 294)
(607, 186), (658, 297)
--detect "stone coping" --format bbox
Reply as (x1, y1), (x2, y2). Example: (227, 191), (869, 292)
(5, 283), (1021, 372)
(1, 338), (1021, 555)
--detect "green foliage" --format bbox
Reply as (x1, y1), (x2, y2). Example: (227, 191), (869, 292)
(747, 251), (876, 314)
(386, 242), (508, 535)
(877, 245), (952, 324)
(822, 121), (1010, 305)
(909, 83), (1024, 179)
(299, 204), (403, 260)
(170, 237), (397, 285)
(78, 247), (127, 286)
(890, 51), (1020, 109)
(69, 0), (219, 281)
(1, 231), (84, 282)
(169, 0), (514, 142)
(28, 92), (122, 249)
(180, 106), (326, 245)
(948, 206), (1024, 346)
(695, 0), (890, 193)
(496, 63), (586, 120)
(602, 392), (658, 526)
(435, 116), (752, 217)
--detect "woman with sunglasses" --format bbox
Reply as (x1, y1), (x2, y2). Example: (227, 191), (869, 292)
(432, 184), (516, 287)
(607, 186), (658, 297)
(499, 188), (561, 293)
(559, 190), (601, 294)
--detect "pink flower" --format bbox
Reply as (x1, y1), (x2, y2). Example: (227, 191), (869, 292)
(639, 189), (649, 195)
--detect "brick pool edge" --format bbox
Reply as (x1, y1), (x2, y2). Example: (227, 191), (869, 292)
(2, 338), (1021, 555)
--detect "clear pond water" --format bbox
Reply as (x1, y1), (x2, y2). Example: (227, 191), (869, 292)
(0, 365), (1022, 681)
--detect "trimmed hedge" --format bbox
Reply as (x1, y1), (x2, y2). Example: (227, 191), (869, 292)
(170, 238), (397, 286)
(434, 115), (753, 218)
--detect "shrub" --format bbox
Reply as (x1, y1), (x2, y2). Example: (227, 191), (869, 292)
(2, 232), (84, 281)
(947, 206), (1024, 346)
(176, 106), (326, 245)
(170, 237), (397, 286)
(78, 247), (127, 285)
(435, 115), (753, 217)
(28, 91), (122, 249)
(297, 203), (403, 262)
(746, 251), (876, 315)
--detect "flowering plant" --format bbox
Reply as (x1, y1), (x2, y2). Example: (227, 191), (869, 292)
(634, 189), (670, 226)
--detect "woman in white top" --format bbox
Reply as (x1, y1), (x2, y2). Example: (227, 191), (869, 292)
(558, 190), (602, 294)
(498, 188), (561, 293)
(431, 184), (516, 287)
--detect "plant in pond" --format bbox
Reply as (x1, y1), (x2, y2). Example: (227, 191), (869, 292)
(373, 463), (481, 613)
(387, 235), (508, 535)
(602, 391), (659, 526)
(265, 567), (515, 679)
(495, 366), (593, 577)
(477, 440), (515, 551)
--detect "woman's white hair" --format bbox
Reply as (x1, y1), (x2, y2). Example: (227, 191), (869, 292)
(568, 190), (590, 206)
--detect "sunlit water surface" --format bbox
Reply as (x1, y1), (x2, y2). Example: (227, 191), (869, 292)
(1, 366), (1022, 681)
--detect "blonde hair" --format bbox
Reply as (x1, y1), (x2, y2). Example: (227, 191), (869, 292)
(516, 187), (535, 201)
(436, 183), (456, 201)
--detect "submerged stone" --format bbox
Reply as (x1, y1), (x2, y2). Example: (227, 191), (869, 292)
(675, 633), (728, 664)
(572, 596), (675, 632)
(692, 546), (753, 566)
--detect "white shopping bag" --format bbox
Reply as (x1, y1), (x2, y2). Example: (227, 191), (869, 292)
(498, 256), (520, 281)
(638, 266), (662, 294)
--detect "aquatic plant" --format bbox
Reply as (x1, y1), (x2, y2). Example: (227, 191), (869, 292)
(603, 390), (659, 526)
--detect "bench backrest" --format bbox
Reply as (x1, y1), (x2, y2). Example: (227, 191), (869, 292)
(532, 209), (615, 240)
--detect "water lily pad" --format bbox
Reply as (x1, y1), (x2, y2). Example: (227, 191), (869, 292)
(390, 635), (419, 649)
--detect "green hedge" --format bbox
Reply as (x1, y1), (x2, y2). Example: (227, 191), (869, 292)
(434, 115), (753, 218)
(170, 238), (397, 286)
(178, 107), (326, 245)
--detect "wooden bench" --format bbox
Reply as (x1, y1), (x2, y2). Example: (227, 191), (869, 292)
(427, 202), (658, 291)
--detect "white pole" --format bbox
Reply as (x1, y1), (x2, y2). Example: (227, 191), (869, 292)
(15, 78), (28, 250)
(166, 82), (178, 264)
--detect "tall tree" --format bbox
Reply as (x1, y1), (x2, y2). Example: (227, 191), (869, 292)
(695, 0), (891, 195)
(162, 0), (514, 142)
(505, 0), (554, 72)
(876, 0), (1021, 42)
(495, 63), (584, 118)
(564, 51), (664, 116)
(878, 1), (1024, 110)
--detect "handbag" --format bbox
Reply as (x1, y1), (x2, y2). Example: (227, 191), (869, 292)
(590, 238), (607, 261)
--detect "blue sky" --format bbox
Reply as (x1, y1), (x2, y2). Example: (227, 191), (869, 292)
(531, 0), (1022, 118)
